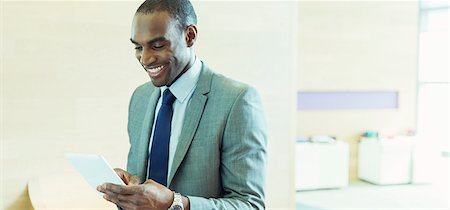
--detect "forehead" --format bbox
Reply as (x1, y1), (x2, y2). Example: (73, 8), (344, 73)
(131, 11), (175, 42)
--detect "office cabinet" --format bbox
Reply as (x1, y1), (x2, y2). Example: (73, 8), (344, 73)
(296, 141), (349, 190)
(358, 137), (413, 185)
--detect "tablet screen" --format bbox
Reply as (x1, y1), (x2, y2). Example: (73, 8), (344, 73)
(65, 153), (125, 193)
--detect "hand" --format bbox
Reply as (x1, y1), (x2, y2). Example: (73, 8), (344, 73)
(114, 168), (141, 185)
(97, 179), (174, 210)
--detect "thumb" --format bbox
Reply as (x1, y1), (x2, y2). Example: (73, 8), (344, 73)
(142, 179), (166, 188)
(143, 179), (157, 185)
(129, 176), (141, 185)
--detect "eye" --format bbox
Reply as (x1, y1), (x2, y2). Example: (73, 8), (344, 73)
(153, 44), (165, 49)
(153, 40), (167, 50)
(134, 46), (143, 51)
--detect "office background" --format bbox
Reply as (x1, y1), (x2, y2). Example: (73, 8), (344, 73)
(1, 0), (448, 210)
(2, 1), (296, 209)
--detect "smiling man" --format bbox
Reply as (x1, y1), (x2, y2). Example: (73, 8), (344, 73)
(97, 0), (268, 209)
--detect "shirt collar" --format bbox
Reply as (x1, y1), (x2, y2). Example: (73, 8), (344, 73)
(160, 57), (201, 104)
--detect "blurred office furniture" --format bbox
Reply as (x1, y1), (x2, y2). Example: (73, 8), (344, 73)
(28, 173), (116, 210)
(410, 137), (437, 184)
(296, 140), (349, 190)
(358, 136), (412, 184)
(358, 136), (433, 185)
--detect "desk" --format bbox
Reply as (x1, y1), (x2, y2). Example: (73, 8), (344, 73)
(28, 172), (116, 210)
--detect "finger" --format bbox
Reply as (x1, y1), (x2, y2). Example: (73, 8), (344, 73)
(117, 194), (139, 204)
(113, 168), (126, 174)
(112, 194), (138, 210)
(102, 183), (142, 195)
(114, 168), (130, 184)
(103, 192), (120, 206)
(115, 199), (136, 210)
(96, 183), (119, 193)
(103, 190), (136, 209)
(97, 184), (106, 193)
(129, 176), (141, 185)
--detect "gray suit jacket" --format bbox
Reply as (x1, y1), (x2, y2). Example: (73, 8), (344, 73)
(126, 63), (267, 209)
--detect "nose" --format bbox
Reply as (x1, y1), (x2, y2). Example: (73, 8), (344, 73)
(139, 49), (156, 67)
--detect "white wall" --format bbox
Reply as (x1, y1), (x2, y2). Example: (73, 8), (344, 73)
(1, 1), (296, 209)
(297, 1), (419, 179)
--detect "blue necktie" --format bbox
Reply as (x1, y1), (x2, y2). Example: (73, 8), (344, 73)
(148, 89), (176, 186)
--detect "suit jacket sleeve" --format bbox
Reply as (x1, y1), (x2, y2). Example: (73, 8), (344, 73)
(187, 86), (268, 210)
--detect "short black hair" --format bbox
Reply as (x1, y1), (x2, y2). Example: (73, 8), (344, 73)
(136, 0), (198, 30)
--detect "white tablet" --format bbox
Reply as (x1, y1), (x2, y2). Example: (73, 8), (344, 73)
(65, 153), (125, 192)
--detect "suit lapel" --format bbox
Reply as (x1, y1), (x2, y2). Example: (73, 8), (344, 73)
(136, 88), (160, 179)
(168, 64), (213, 185)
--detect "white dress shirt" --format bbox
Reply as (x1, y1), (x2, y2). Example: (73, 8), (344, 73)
(147, 57), (202, 181)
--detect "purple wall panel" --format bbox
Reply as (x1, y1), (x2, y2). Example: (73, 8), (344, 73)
(297, 91), (398, 110)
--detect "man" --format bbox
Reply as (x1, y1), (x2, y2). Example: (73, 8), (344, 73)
(97, 0), (267, 209)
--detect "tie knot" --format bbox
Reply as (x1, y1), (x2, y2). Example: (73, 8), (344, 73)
(162, 89), (176, 105)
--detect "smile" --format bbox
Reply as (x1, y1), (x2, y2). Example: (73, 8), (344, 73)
(147, 65), (165, 74)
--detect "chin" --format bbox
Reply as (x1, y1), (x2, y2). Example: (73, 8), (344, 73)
(149, 79), (162, 87)
(149, 78), (167, 87)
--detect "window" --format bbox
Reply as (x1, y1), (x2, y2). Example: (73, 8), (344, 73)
(417, 0), (449, 153)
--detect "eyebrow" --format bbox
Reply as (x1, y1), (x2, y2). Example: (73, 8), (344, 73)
(130, 37), (166, 45)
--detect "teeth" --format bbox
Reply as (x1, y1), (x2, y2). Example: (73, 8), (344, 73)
(148, 65), (164, 73)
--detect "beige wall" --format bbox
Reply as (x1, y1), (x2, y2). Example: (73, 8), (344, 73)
(1, 1), (296, 210)
(193, 2), (298, 209)
(2, 2), (142, 209)
(297, 1), (419, 180)
(2, 0), (421, 209)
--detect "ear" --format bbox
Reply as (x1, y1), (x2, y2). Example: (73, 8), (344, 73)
(185, 25), (198, 47)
